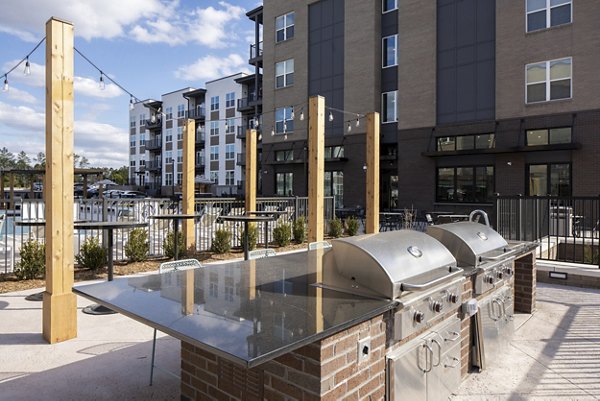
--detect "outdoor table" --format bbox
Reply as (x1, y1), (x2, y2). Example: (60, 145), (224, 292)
(379, 212), (404, 231)
(217, 214), (278, 260)
(245, 210), (287, 248)
(74, 220), (148, 315)
(148, 214), (201, 261)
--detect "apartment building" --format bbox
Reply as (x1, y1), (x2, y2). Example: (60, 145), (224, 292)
(246, 0), (600, 213)
(128, 74), (246, 197)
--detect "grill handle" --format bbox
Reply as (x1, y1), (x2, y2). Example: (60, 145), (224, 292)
(479, 250), (519, 262)
(400, 266), (464, 292)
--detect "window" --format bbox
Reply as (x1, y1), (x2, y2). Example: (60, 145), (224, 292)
(225, 144), (235, 160)
(436, 166), (495, 203)
(226, 118), (236, 134)
(210, 121), (219, 136)
(528, 163), (570, 196)
(130, 116), (136, 128)
(526, 127), (572, 146)
(165, 107), (173, 120)
(382, 35), (397, 67)
(130, 160), (136, 167)
(210, 146), (219, 161)
(225, 92), (235, 108)
(211, 96), (219, 111)
(210, 171), (219, 184)
(177, 127), (183, 141)
(139, 133), (146, 146)
(275, 59), (294, 88)
(325, 171), (344, 208)
(225, 171), (235, 186)
(325, 146), (345, 159)
(177, 104), (185, 118)
(140, 159), (145, 166)
(526, 57), (571, 103)
(276, 172), (293, 196)
(139, 113), (146, 125)
(275, 150), (294, 161)
(165, 173), (173, 186)
(177, 149), (183, 163)
(130, 135), (136, 147)
(276, 12), (295, 42)
(383, 0), (398, 13)
(436, 134), (496, 151)
(165, 150), (173, 164)
(275, 107), (294, 134)
(382, 91), (397, 123)
(164, 129), (172, 143)
(526, 0), (571, 32)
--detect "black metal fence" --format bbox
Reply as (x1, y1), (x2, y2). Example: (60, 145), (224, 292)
(0, 196), (335, 274)
(496, 195), (600, 266)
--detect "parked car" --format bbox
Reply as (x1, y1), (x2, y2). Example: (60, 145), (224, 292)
(120, 191), (148, 199)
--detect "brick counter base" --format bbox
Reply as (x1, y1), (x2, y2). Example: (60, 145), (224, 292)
(514, 252), (536, 314)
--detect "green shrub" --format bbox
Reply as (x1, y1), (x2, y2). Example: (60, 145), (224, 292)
(293, 216), (306, 244)
(328, 218), (343, 238)
(14, 239), (45, 280)
(239, 224), (258, 251)
(124, 228), (149, 262)
(76, 237), (106, 272)
(273, 223), (292, 247)
(345, 217), (359, 236)
(211, 229), (232, 254)
(163, 231), (186, 259)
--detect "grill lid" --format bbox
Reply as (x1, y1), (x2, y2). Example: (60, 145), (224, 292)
(321, 230), (460, 299)
(426, 222), (509, 266)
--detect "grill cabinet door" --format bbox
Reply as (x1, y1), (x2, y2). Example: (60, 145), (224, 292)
(387, 340), (428, 401)
(429, 318), (462, 401)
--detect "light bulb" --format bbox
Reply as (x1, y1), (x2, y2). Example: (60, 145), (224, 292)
(291, 110), (295, 120)
(328, 111), (333, 122)
(356, 118), (360, 127)
(24, 58), (31, 75)
(347, 122), (351, 133)
(258, 133), (262, 141)
(99, 73), (106, 90)
(2, 76), (8, 92)
(284, 134), (288, 140)
(129, 96), (135, 111)
(299, 111), (304, 121)
(283, 122), (287, 132)
(271, 128), (275, 136)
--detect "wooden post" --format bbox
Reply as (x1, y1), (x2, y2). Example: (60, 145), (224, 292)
(308, 96), (325, 243)
(43, 17), (77, 344)
(182, 119), (195, 250)
(245, 129), (257, 212)
(365, 112), (380, 234)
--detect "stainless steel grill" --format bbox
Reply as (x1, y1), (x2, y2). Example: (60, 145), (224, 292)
(319, 230), (465, 340)
(426, 222), (527, 294)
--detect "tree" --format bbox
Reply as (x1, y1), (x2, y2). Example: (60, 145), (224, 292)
(0, 147), (15, 169)
(33, 152), (46, 169)
(16, 151), (31, 170)
(78, 156), (90, 168)
(109, 166), (129, 185)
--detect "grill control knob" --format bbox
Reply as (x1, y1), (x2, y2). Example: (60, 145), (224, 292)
(414, 311), (425, 324)
(496, 271), (504, 280)
(504, 267), (513, 277)
(432, 301), (443, 313)
(485, 276), (495, 284)
(448, 293), (459, 304)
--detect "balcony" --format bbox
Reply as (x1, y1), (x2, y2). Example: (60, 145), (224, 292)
(145, 138), (162, 151)
(195, 155), (206, 169)
(249, 41), (263, 65)
(236, 153), (246, 166)
(188, 107), (206, 120)
(145, 117), (162, 130)
(196, 130), (206, 144)
(147, 160), (162, 172)
(237, 93), (262, 113)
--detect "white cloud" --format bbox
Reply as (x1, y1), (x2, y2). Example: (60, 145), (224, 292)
(2, 60), (45, 88)
(0, 101), (128, 168)
(2, 87), (37, 104)
(174, 54), (250, 82)
(74, 76), (123, 99)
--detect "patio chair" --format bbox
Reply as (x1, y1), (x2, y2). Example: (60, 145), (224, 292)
(150, 259), (202, 386)
(308, 240), (332, 250)
(248, 248), (276, 259)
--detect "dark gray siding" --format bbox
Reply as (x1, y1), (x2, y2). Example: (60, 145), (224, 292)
(437, 0), (495, 124)
(309, 0), (344, 136)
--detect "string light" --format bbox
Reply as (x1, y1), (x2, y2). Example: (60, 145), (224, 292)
(271, 127), (275, 136)
(328, 111), (334, 122)
(129, 95), (135, 111)
(284, 133), (288, 141)
(98, 72), (105, 90)
(290, 110), (295, 120)
(2, 75), (8, 92)
(299, 110), (304, 121)
(356, 118), (360, 127)
(347, 122), (352, 133)
(24, 57), (31, 75)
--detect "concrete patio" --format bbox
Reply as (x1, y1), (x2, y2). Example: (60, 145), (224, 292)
(1, 272), (599, 400)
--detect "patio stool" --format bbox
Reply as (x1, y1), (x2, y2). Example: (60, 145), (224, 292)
(150, 259), (201, 386)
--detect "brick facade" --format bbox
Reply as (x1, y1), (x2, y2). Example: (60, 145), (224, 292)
(514, 252), (537, 314)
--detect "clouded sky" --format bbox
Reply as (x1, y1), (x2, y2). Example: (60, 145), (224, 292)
(0, 0), (258, 168)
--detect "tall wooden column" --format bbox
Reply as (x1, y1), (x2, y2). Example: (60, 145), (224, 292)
(308, 96), (325, 243)
(43, 17), (77, 343)
(365, 112), (380, 234)
(245, 129), (257, 212)
(182, 118), (196, 250)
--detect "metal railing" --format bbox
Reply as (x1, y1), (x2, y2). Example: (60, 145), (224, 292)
(0, 196), (336, 274)
(250, 41), (263, 59)
(496, 195), (600, 266)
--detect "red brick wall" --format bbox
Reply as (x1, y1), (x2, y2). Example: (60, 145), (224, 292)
(514, 252), (536, 313)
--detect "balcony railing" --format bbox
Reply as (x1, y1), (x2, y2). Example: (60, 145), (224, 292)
(147, 160), (162, 171)
(237, 153), (246, 166)
(250, 41), (263, 59)
(237, 93), (262, 112)
(188, 107), (206, 120)
(145, 117), (162, 129)
(196, 130), (206, 144)
(195, 156), (206, 167)
(145, 138), (162, 151)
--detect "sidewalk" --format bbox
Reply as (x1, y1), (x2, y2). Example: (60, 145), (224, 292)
(1, 278), (599, 400)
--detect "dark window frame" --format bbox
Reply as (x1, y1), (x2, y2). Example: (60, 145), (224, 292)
(525, 126), (572, 146)
(435, 165), (495, 203)
(436, 133), (496, 152)
(526, 162), (572, 196)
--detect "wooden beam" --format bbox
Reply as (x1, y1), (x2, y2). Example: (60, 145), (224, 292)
(182, 118), (195, 251)
(365, 112), (380, 234)
(308, 96), (325, 243)
(43, 17), (77, 343)
(245, 129), (257, 212)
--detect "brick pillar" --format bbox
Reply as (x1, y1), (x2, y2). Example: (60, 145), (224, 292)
(514, 252), (536, 313)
